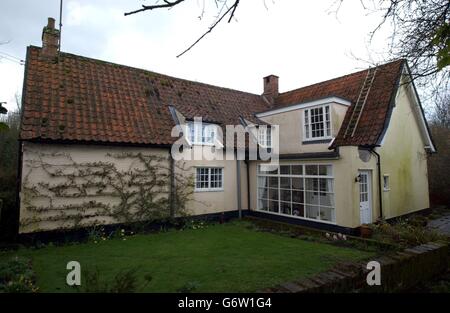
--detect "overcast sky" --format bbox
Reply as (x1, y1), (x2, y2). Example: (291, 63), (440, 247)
(0, 0), (393, 112)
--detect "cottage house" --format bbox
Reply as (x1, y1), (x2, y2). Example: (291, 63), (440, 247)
(17, 18), (436, 234)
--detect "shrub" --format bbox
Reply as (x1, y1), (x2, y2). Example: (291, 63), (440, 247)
(371, 218), (447, 247)
(78, 268), (152, 293)
(0, 257), (38, 293)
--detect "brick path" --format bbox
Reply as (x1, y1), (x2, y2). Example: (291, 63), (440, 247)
(427, 213), (450, 236)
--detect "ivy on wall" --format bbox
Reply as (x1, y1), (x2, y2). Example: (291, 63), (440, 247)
(20, 150), (194, 232)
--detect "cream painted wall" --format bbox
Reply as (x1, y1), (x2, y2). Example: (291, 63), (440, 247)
(174, 146), (244, 216)
(19, 142), (171, 233)
(258, 103), (348, 154)
(377, 81), (430, 218)
(20, 142), (244, 233)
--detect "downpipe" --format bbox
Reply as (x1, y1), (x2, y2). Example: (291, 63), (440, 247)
(369, 148), (383, 219)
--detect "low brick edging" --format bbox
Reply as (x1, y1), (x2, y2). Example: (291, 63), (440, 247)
(260, 241), (449, 293)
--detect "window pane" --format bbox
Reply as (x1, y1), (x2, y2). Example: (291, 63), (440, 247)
(188, 124), (195, 143)
(383, 176), (389, 190)
(280, 201), (291, 215)
(310, 107), (325, 138)
(319, 178), (333, 193)
(305, 165), (318, 175)
(292, 165), (303, 175)
(320, 207), (334, 222)
(258, 188), (268, 199)
(269, 200), (279, 213)
(269, 188), (279, 201)
(292, 177), (304, 190)
(292, 203), (304, 217)
(319, 165), (332, 176)
(196, 168), (209, 189)
(280, 177), (291, 189)
(305, 191), (319, 205)
(280, 189), (291, 202)
(292, 190), (304, 203)
(210, 168), (223, 188)
(305, 178), (318, 191)
(258, 176), (268, 188)
(280, 165), (291, 175)
(259, 199), (268, 211)
(306, 205), (319, 219)
(320, 193), (334, 207)
(269, 176), (279, 188)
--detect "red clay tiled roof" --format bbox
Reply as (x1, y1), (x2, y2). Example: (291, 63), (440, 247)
(20, 46), (270, 146)
(20, 46), (404, 148)
(273, 59), (405, 146)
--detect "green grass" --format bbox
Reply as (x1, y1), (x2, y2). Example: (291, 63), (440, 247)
(0, 221), (374, 292)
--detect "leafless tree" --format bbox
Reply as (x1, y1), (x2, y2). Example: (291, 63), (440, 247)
(331, 0), (449, 97)
(430, 93), (450, 128)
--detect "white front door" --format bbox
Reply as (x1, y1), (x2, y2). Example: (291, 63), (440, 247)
(359, 170), (372, 225)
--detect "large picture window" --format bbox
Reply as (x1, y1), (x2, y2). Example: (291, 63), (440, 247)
(304, 105), (331, 140)
(195, 167), (223, 191)
(257, 164), (335, 223)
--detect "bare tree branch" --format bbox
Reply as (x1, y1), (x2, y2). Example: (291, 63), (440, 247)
(125, 0), (241, 57)
(124, 0), (187, 16)
(177, 0), (240, 57)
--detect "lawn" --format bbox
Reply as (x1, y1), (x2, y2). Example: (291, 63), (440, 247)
(0, 221), (374, 292)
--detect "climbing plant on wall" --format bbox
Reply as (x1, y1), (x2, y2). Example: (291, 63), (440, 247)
(20, 149), (194, 232)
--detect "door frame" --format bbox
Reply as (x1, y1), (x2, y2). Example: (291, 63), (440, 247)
(358, 169), (373, 225)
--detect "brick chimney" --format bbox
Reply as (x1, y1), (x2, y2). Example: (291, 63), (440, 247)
(41, 17), (60, 60)
(263, 75), (279, 104)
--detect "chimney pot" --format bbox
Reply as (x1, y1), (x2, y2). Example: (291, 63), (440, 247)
(41, 17), (60, 61)
(263, 75), (279, 104)
(47, 17), (55, 29)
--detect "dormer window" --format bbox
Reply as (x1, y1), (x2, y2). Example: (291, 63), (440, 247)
(258, 126), (272, 148)
(304, 105), (331, 140)
(186, 121), (218, 145)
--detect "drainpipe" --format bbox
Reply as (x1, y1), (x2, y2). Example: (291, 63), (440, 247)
(369, 148), (383, 219)
(12, 141), (24, 241)
(244, 159), (250, 212)
(236, 159), (242, 219)
(169, 153), (175, 218)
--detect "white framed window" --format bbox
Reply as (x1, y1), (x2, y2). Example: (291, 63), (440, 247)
(195, 167), (223, 191)
(257, 164), (335, 223)
(258, 126), (272, 148)
(304, 105), (331, 140)
(383, 175), (390, 191)
(186, 122), (218, 145)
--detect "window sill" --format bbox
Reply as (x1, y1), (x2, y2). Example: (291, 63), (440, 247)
(194, 189), (224, 193)
(190, 142), (216, 146)
(302, 138), (332, 145)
